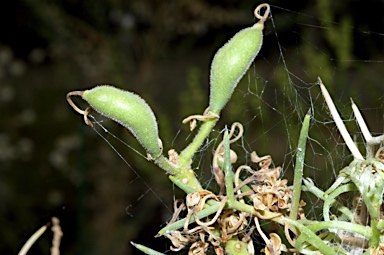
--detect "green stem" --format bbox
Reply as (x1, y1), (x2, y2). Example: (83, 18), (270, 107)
(305, 220), (371, 238)
(230, 201), (256, 215)
(363, 196), (380, 220)
(157, 201), (221, 236)
(212, 130), (256, 214)
(179, 118), (218, 166)
(223, 129), (235, 204)
(168, 175), (199, 194)
(302, 178), (354, 221)
(155, 115), (220, 193)
(131, 242), (166, 255)
(155, 155), (203, 192)
(294, 219), (371, 254)
(323, 183), (357, 222)
(157, 198), (258, 236)
(290, 112), (311, 220)
(217, 160), (253, 200)
(284, 218), (337, 255)
(370, 218), (380, 249)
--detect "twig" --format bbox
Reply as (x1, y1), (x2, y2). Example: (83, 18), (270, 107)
(50, 217), (63, 255)
(319, 78), (364, 160)
(351, 98), (384, 158)
(18, 225), (48, 255)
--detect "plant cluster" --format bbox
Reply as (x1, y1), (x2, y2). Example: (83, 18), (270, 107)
(65, 3), (384, 255)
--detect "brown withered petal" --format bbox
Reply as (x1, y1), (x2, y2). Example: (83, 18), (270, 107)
(166, 231), (193, 251)
(261, 233), (287, 255)
(189, 241), (208, 255)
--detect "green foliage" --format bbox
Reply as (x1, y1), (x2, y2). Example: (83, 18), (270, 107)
(4, 1), (384, 255)
(65, 3), (384, 255)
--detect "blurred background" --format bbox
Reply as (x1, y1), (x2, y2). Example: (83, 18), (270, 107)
(0, 0), (383, 254)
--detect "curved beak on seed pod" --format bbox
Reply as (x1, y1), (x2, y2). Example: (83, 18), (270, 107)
(81, 85), (163, 159)
(209, 4), (269, 115)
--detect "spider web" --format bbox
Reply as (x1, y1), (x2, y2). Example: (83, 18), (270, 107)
(88, 4), (384, 254)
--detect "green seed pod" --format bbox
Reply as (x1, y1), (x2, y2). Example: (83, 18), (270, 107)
(209, 4), (269, 115)
(68, 85), (162, 158)
(224, 238), (250, 255)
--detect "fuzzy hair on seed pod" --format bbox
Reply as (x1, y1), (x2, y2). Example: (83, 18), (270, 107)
(209, 3), (269, 114)
(209, 22), (264, 114)
(82, 85), (162, 158)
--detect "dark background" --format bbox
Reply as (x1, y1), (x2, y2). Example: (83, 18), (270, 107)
(1, 0), (383, 254)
